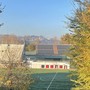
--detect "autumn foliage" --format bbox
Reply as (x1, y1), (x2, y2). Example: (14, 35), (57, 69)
(68, 0), (90, 89)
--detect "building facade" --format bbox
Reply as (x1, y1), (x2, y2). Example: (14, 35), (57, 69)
(25, 44), (71, 69)
(0, 44), (24, 67)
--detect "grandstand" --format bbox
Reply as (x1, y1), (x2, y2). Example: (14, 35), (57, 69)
(24, 44), (71, 69)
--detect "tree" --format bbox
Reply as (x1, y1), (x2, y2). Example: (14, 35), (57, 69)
(68, 0), (90, 89)
(60, 33), (72, 44)
(0, 4), (33, 89)
(0, 3), (4, 27)
(0, 44), (33, 90)
(25, 44), (36, 52)
(1, 35), (22, 44)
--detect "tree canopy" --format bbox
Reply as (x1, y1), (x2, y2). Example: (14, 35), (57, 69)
(0, 3), (4, 27)
(0, 44), (33, 90)
(60, 33), (72, 44)
(68, 0), (90, 89)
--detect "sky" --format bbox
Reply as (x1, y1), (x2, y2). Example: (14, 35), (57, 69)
(0, 0), (74, 38)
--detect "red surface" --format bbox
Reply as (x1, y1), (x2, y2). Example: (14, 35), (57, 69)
(46, 65), (49, 68)
(50, 65), (53, 68)
(59, 65), (63, 68)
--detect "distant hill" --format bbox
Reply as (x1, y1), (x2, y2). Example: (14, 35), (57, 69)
(0, 34), (60, 45)
(19, 35), (60, 45)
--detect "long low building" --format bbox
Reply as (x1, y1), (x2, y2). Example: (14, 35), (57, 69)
(24, 44), (71, 69)
(28, 60), (70, 69)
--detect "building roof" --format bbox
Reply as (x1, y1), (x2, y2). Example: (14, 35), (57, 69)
(37, 44), (71, 56)
(25, 44), (71, 60)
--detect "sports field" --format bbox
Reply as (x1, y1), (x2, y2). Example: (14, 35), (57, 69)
(29, 69), (73, 90)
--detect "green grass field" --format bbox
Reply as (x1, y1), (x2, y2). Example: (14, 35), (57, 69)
(30, 69), (74, 90)
(31, 68), (71, 74)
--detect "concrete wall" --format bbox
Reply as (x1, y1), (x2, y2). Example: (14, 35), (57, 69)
(0, 44), (24, 63)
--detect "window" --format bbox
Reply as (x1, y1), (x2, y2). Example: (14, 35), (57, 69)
(41, 65), (44, 68)
(2, 50), (3, 52)
(46, 65), (49, 68)
(50, 65), (53, 68)
(59, 65), (63, 68)
(55, 65), (58, 68)
(8, 44), (10, 46)
(64, 65), (67, 69)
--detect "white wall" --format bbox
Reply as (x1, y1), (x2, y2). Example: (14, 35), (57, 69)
(28, 60), (70, 69)
(0, 44), (24, 62)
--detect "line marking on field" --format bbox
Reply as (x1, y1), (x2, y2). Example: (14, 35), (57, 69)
(46, 73), (57, 90)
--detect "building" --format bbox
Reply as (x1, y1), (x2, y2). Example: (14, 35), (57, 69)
(0, 44), (24, 67)
(24, 44), (71, 69)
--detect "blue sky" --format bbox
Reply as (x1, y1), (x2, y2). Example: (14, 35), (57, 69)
(0, 0), (74, 38)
